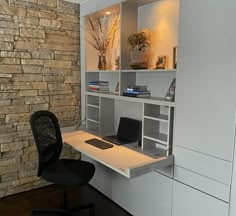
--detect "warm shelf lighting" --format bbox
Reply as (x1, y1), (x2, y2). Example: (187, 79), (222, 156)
(106, 11), (111, 15)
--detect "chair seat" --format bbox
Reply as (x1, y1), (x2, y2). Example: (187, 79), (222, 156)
(41, 159), (95, 186)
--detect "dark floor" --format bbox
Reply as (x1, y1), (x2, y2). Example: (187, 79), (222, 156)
(0, 184), (132, 216)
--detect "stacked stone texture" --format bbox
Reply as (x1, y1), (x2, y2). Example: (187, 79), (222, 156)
(0, 0), (81, 198)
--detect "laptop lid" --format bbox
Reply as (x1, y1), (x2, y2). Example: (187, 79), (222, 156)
(117, 117), (142, 142)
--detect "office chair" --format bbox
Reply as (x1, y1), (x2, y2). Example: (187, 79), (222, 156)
(30, 110), (95, 216)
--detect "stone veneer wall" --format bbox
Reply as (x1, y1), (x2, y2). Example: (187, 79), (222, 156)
(0, 0), (81, 198)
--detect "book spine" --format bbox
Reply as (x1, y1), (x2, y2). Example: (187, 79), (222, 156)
(123, 93), (151, 97)
(123, 90), (150, 94)
(128, 85), (147, 90)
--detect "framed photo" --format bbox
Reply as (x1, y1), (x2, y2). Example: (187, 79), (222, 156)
(155, 55), (167, 69)
(114, 81), (119, 94)
(165, 78), (176, 101)
(173, 46), (177, 69)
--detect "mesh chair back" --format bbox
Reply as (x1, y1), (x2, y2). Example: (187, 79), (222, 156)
(30, 111), (63, 176)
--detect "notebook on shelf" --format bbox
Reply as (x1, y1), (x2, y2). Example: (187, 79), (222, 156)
(103, 117), (142, 145)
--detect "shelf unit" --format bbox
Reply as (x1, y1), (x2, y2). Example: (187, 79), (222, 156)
(86, 95), (100, 132)
(83, 0), (178, 158)
(143, 103), (174, 156)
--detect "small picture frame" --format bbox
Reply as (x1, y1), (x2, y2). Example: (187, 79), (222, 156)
(155, 55), (167, 69)
(165, 78), (176, 101)
(114, 81), (119, 94)
(173, 46), (177, 69)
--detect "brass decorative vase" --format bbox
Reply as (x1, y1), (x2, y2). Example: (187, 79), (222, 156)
(98, 54), (107, 70)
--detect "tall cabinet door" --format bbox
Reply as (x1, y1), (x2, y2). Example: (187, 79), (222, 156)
(173, 0), (236, 212)
(174, 0), (236, 161)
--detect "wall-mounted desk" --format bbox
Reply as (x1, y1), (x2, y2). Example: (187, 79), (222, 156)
(62, 129), (174, 178)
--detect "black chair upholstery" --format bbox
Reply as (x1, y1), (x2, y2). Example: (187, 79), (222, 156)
(30, 110), (95, 216)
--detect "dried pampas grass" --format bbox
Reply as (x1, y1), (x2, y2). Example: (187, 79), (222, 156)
(84, 13), (120, 56)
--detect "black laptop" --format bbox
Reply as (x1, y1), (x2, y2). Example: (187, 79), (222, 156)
(103, 117), (142, 145)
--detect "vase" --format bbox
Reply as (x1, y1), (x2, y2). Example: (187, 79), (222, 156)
(130, 50), (149, 69)
(98, 54), (107, 70)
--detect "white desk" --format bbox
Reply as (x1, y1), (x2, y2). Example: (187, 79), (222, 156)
(62, 129), (173, 178)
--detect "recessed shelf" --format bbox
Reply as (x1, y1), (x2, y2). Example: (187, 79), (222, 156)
(124, 143), (166, 159)
(87, 104), (99, 109)
(86, 70), (120, 73)
(86, 91), (119, 97)
(86, 69), (176, 73)
(143, 134), (168, 145)
(85, 91), (175, 107)
(87, 118), (99, 124)
(144, 115), (168, 122)
(121, 69), (176, 73)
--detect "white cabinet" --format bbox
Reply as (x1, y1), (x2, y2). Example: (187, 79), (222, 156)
(174, 0), (236, 161)
(173, 1), (236, 207)
(112, 171), (173, 216)
(90, 161), (173, 216)
(172, 181), (229, 216)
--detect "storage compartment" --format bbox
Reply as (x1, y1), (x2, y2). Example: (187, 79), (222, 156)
(84, 4), (121, 71)
(143, 118), (168, 144)
(142, 137), (167, 157)
(120, 71), (176, 99)
(86, 71), (120, 95)
(100, 97), (115, 135)
(87, 106), (99, 122)
(144, 103), (168, 121)
(86, 120), (99, 133)
(87, 95), (99, 107)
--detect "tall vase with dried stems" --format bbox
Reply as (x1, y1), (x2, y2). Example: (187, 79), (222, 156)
(84, 13), (120, 70)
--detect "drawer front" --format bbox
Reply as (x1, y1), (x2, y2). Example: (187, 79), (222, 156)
(174, 146), (232, 184)
(172, 181), (229, 216)
(174, 166), (230, 202)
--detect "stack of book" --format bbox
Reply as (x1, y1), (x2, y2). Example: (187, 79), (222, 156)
(123, 85), (151, 98)
(89, 81), (109, 93)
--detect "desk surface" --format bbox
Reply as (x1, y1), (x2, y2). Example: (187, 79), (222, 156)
(62, 129), (173, 178)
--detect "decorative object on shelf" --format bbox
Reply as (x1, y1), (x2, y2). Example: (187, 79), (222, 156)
(114, 81), (119, 94)
(115, 56), (120, 70)
(165, 78), (176, 101)
(155, 55), (167, 69)
(173, 46), (177, 69)
(128, 29), (152, 69)
(97, 55), (106, 70)
(84, 13), (120, 70)
(123, 85), (151, 98)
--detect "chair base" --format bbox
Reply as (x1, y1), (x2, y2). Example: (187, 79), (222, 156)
(32, 203), (95, 216)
